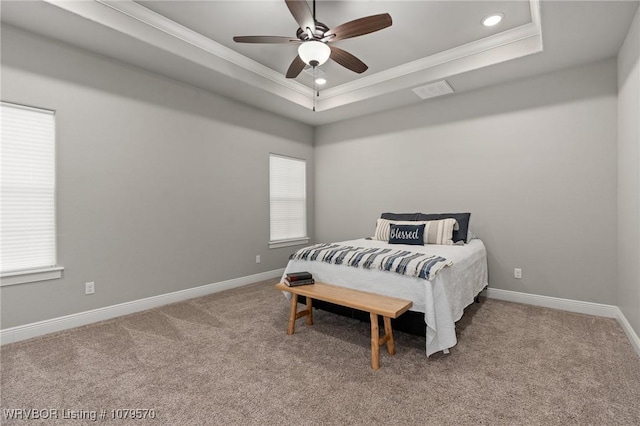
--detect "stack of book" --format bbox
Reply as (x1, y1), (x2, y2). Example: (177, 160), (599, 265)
(284, 271), (314, 287)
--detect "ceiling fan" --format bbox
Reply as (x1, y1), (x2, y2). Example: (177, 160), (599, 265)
(233, 0), (392, 79)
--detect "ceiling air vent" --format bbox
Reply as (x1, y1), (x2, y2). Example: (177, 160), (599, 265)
(412, 80), (454, 100)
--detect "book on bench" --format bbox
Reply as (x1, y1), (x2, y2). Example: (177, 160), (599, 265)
(284, 271), (314, 287)
(286, 271), (312, 282)
(284, 278), (315, 287)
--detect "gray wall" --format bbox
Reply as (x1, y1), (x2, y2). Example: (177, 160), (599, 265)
(315, 59), (618, 305)
(0, 26), (314, 328)
(618, 7), (640, 336)
(1, 22), (635, 333)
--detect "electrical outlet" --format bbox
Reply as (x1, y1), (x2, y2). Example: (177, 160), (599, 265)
(85, 281), (95, 295)
(514, 268), (522, 279)
(255, 255), (261, 264)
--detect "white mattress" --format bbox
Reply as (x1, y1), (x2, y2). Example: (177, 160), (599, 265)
(282, 238), (488, 356)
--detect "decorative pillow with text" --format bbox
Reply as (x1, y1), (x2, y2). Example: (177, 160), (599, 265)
(388, 224), (425, 245)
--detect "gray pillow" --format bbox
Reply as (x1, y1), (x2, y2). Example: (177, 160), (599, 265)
(416, 213), (470, 243)
(380, 212), (421, 221)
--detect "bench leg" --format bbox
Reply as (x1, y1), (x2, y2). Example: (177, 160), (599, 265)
(370, 312), (380, 370)
(287, 294), (299, 335)
(306, 296), (313, 326)
(383, 316), (395, 355)
(370, 315), (396, 369)
(287, 294), (313, 335)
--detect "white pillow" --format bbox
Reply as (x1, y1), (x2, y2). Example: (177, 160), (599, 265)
(373, 218), (457, 245)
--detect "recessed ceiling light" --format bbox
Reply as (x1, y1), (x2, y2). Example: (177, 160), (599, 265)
(482, 13), (504, 27)
(315, 78), (327, 85)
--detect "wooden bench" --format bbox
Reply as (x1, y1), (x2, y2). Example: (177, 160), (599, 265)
(275, 282), (413, 370)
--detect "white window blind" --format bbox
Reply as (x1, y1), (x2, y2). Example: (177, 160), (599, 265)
(1, 102), (57, 274)
(269, 154), (307, 243)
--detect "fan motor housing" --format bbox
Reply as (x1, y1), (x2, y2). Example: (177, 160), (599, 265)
(296, 21), (330, 41)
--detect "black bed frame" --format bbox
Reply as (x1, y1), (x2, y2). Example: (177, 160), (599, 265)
(296, 288), (485, 337)
(296, 296), (427, 335)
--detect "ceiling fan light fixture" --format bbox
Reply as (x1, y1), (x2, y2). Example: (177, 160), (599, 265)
(298, 41), (331, 66)
(482, 13), (504, 27)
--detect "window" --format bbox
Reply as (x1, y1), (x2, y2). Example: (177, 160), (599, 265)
(1, 102), (61, 286)
(269, 154), (308, 248)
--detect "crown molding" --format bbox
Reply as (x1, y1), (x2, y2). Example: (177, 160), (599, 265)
(43, 0), (542, 114)
(320, 0), (541, 100)
(95, 0), (308, 96)
(315, 0), (542, 110)
(43, 0), (313, 109)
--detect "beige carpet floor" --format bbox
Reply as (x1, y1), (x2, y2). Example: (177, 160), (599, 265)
(1, 279), (639, 425)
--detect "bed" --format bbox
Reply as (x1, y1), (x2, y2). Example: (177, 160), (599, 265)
(281, 214), (489, 357)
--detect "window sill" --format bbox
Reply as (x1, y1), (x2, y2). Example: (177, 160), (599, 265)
(0, 266), (64, 287)
(269, 238), (310, 249)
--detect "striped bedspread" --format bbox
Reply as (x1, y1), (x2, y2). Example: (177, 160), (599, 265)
(290, 243), (452, 281)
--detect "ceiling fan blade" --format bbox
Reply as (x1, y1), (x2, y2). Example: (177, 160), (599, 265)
(233, 36), (299, 44)
(286, 55), (306, 78)
(329, 45), (368, 74)
(324, 13), (392, 42)
(285, 0), (315, 34)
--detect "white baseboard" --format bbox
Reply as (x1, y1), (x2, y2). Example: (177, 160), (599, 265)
(615, 307), (640, 357)
(0, 268), (284, 346)
(4, 278), (639, 359)
(485, 288), (618, 317)
(486, 288), (640, 357)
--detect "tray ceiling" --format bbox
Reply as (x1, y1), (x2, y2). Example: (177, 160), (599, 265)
(1, 1), (638, 125)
